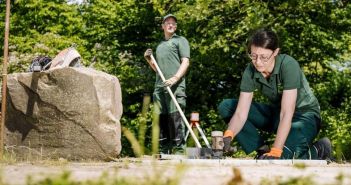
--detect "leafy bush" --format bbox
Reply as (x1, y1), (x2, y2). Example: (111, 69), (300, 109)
(1, 0), (350, 160)
(315, 60), (351, 161)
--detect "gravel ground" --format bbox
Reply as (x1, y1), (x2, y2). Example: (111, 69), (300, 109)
(1, 158), (351, 185)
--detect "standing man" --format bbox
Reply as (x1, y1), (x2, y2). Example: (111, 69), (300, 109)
(144, 14), (190, 154)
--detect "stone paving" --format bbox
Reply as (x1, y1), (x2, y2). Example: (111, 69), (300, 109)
(1, 158), (351, 185)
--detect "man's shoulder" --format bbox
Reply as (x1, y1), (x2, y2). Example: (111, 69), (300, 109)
(171, 34), (187, 40)
(171, 35), (189, 48)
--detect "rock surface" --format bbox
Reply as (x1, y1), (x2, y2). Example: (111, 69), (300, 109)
(5, 67), (122, 160)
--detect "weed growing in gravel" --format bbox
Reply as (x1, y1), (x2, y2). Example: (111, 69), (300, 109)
(122, 94), (160, 157)
(293, 162), (306, 169)
(24, 163), (187, 185)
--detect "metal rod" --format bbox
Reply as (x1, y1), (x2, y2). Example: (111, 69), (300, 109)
(184, 129), (190, 141)
(1, 0), (11, 159)
(150, 55), (202, 148)
(183, 122), (195, 143)
(184, 122), (211, 148)
(194, 122), (211, 148)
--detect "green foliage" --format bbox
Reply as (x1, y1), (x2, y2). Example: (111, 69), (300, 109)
(0, 0), (350, 159)
(315, 63), (351, 161)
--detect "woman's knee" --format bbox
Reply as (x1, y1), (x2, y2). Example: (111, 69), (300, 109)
(218, 99), (238, 119)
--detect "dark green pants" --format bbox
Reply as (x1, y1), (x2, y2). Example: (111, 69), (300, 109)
(218, 99), (321, 159)
(153, 86), (186, 154)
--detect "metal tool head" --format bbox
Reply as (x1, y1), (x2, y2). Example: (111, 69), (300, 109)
(186, 147), (213, 159)
(211, 131), (224, 158)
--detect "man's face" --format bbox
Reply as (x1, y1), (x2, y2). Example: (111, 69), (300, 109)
(162, 17), (177, 34)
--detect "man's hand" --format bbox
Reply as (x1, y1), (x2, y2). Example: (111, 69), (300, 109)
(144, 49), (152, 60)
(258, 147), (282, 160)
(163, 76), (180, 86)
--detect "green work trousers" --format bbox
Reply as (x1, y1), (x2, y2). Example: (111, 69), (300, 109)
(218, 99), (321, 159)
(153, 86), (186, 154)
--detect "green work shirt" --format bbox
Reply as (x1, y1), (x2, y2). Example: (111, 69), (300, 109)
(155, 34), (190, 90)
(240, 54), (320, 116)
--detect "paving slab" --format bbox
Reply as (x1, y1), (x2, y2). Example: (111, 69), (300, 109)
(1, 158), (350, 185)
(143, 156), (328, 166)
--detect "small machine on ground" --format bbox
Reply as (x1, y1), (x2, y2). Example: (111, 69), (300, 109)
(28, 46), (81, 72)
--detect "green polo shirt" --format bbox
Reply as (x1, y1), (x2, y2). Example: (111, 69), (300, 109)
(155, 34), (190, 89)
(240, 54), (320, 116)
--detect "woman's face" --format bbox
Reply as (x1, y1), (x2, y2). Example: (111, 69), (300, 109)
(249, 45), (279, 73)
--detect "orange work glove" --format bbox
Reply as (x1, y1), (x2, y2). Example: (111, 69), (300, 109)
(259, 147), (282, 159)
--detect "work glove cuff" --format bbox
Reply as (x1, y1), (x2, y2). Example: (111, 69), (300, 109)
(224, 130), (234, 139)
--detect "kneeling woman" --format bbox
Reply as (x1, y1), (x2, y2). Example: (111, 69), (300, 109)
(219, 28), (331, 160)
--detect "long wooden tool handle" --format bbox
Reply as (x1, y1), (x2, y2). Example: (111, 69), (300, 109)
(1, 0), (11, 159)
(150, 55), (202, 148)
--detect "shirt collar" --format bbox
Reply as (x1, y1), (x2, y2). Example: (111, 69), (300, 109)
(271, 54), (283, 75)
(253, 67), (262, 79)
(164, 33), (178, 41)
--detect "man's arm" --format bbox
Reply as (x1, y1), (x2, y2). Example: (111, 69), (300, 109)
(174, 57), (189, 79)
(163, 57), (189, 86)
(144, 48), (156, 72)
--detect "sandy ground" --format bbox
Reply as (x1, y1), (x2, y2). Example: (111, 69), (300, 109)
(1, 158), (351, 185)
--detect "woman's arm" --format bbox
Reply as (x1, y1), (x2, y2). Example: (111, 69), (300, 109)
(273, 89), (297, 149)
(227, 92), (253, 137)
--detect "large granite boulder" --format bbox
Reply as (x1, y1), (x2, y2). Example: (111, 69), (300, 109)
(5, 67), (122, 160)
